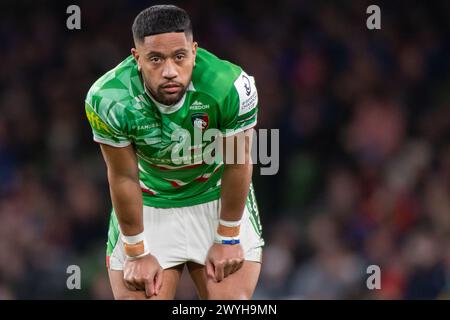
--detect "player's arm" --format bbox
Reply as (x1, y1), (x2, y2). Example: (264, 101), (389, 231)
(205, 129), (254, 282)
(206, 69), (258, 282)
(99, 143), (163, 297)
(219, 128), (253, 226)
(100, 144), (143, 236)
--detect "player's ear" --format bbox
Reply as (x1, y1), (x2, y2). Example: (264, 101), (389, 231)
(192, 42), (198, 66)
(131, 48), (141, 71)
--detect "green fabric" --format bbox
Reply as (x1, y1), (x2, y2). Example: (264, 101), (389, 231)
(85, 48), (259, 208)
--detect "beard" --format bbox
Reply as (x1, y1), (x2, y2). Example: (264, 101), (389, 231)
(140, 70), (191, 106)
(142, 75), (187, 106)
(153, 82), (187, 105)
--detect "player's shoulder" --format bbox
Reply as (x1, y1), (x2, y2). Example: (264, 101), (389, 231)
(192, 48), (250, 103)
(85, 55), (139, 113)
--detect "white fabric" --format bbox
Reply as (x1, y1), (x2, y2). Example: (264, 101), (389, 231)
(109, 199), (263, 270)
(121, 231), (146, 245)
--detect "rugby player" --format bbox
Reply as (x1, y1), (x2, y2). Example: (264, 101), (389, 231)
(85, 4), (263, 300)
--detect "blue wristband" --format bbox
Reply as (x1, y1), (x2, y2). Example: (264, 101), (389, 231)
(218, 239), (240, 245)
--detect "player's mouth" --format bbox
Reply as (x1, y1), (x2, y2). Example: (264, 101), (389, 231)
(161, 83), (182, 94)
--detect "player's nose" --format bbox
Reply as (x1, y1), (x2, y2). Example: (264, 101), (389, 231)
(162, 59), (178, 79)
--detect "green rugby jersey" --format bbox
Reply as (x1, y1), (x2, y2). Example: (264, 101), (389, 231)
(85, 48), (258, 208)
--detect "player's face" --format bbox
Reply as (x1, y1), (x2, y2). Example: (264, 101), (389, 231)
(132, 32), (197, 105)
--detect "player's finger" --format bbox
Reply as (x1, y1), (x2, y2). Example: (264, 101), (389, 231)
(206, 259), (216, 280)
(223, 261), (234, 278)
(124, 279), (137, 292)
(215, 261), (225, 282)
(234, 260), (244, 273)
(133, 277), (145, 291)
(230, 258), (243, 275)
(154, 268), (163, 295)
(144, 275), (155, 298)
(228, 259), (240, 276)
(144, 283), (154, 298)
(123, 269), (138, 291)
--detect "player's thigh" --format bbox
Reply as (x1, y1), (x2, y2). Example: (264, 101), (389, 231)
(108, 264), (184, 300)
(187, 261), (261, 300)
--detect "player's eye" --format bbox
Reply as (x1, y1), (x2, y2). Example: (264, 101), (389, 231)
(150, 56), (162, 64)
(175, 54), (185, 62)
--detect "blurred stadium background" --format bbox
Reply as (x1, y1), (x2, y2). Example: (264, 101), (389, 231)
(0, 0), (449, 299)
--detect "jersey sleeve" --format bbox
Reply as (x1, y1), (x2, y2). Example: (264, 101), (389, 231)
(219, 70), (258, 137)
(85, 96), (131, 147)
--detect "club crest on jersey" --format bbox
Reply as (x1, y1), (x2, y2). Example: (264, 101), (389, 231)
(191, 112), (209, 131)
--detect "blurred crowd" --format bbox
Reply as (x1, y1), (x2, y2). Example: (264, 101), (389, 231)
(0, 0), (449, 299)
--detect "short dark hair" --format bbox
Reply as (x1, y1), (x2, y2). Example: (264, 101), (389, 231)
(132, 5), (192, 44)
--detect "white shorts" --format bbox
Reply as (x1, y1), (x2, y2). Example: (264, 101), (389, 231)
(108, 199), (264, 270)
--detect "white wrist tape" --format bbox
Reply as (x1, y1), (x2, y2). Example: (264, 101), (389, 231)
(219, 218), (241, 228)
(121, 231), (150, 259)
(121, 231), (145, 245)
(126, 248), (151, 260)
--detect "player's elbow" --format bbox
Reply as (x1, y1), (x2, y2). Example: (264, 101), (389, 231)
(107, 167), (139, 185)
(224, 160), (253, 173)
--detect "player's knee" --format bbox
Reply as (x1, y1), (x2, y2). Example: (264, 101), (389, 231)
(113, 293), (139, 300)
(112, 288), (148, 300)
(207, 290), (252, 300)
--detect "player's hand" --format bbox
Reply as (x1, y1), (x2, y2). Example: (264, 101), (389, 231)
(205, 243), (244, 282)
(123, 253), (163, 298)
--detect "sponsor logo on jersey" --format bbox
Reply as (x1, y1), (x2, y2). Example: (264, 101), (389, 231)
(137, 123), (159, 130)
(86, 109), (112, 134)
(191, 112), (209, 131)
(189, 100), (210, 110)
(242, 75), (252, 96)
